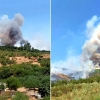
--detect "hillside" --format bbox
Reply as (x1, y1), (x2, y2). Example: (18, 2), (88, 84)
(0, 44), (50, 100)
(51, 53), (100, 82)
(51, 53), (100, 100)
(51, 75), (100, 100)
(51, 67), (84, 82)
(0, 44), (50, 66)
(51, 73), (71, 82)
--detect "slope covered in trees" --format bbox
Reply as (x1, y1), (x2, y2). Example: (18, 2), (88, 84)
(0, 43), (50, 100)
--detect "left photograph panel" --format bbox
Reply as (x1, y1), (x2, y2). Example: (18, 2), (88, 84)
(0, 0), (50, 100)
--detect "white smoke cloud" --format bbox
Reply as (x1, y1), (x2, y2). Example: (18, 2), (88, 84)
(27, 33), (50, 51)
(51, 15), (100, 78)
(29, 39), (50, 51)
(15, 36), (50, 51)
(81, 15), (100, 71)
(51, 56), (82, 73)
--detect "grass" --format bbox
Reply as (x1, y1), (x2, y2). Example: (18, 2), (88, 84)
(51, 82), (100, 100)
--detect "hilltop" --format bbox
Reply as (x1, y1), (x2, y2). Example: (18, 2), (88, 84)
(0, 43), (50, 66)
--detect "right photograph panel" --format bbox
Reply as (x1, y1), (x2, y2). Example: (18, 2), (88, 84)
(51, 0), (100, 100)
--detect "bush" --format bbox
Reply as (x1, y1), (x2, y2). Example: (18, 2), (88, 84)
(42, 96), (50, 100)
(55, 90), (63, 97)
(38, 76), (50, 97)
(7, 77), (20, 90)
(0, 84), (4, 90)
(24, 76), (40, 88)
(0, 67), (12, 79)
(12, 92), (29, 100)
(52, 82), (100, 100)
(0, 96), (6, 100)
(39, 58), (50, 67)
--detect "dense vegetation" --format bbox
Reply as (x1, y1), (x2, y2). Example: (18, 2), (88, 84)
(0, 64), (50, 97)
(0, 44), (50, 100)
(0, 92), (29, 100)
(51, 75), (100, 100)
(0, 43), (49, 66)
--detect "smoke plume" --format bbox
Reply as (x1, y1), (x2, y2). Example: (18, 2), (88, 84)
(51, 15), (100, 79)
(81, 15), (100, 75)
(0, 13), (24, 46)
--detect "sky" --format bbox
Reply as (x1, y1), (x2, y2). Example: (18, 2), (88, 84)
(0, 0), (50, 50)
(51, 0), (100, 72)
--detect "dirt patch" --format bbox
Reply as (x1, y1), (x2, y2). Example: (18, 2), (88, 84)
(10, 56), (40, 66)
(0, 63), (2, 67)
(42, 54), (50, 58)
(17, 87), (28, 92)
(0, 54), (50, 67)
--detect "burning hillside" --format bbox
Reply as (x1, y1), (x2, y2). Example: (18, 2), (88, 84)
(51, 73), (71, 82)
(51, 16), (100, 79)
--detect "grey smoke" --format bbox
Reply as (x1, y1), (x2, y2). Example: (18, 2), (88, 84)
(20, 39), (28, 46)
(80, 15), (100, 78)
(0, 13), (25, 46)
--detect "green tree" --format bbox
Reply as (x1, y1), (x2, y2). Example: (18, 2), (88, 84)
(0, 67), (11, 79)
(39, 58), (50, 67)
(13, 67), (27, 77)
(24, 42), (31, 51)
(38, 76), (50, 97)
(7, 77), (20, 90)
(24, 76), (40, 89)
(0, 84), (4, 90)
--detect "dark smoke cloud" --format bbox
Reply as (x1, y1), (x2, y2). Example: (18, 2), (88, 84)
(0, 13), (25, 46)
(20, 39), (28, 46)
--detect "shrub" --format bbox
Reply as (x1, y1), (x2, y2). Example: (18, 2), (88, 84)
(52, 82), (100, 100)
(0, 96), (6, 100)
(38, 76), (50, 97)
(0, 67), (11, 79)
(12, 92), (29, 100)
(24, 76), (40, 88)
(39, 58), (50, 67)
(55, 90), (63, 97)
(42, 96), (50, 100)
(0, 84), (4, 90)
(7, 77), (20, 90)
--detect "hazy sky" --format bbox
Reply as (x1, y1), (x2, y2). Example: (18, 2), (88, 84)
(51, 0), (100, 72)
(0, 0), (50, 50)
